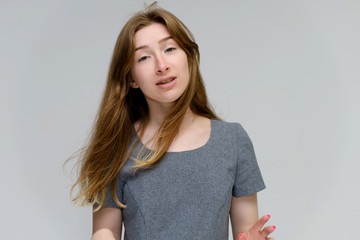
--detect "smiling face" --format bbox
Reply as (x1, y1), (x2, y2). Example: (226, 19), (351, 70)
(130, 22), (189, 108)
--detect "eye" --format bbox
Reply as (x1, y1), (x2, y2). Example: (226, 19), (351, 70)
(138, 56), (149, 62)
(165, 47), (176, 53)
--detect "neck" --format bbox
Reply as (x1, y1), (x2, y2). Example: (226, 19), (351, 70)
(147, 101), (174, 128)
(145, 100), (195, 131)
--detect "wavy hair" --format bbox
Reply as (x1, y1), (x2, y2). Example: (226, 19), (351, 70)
(71, 2), (219, 210)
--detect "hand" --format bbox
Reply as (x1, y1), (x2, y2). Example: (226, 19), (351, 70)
(237, 215), (276, 240)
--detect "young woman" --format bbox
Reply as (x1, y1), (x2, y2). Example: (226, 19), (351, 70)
(71, 3), (276, 240)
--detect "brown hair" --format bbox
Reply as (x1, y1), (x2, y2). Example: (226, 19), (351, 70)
(70, 2), (219, 210)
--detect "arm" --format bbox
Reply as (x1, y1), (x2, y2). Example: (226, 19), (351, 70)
(92, 206), (122, 240)
(230, 193), (276, 240)
(230, 193), (259, 240)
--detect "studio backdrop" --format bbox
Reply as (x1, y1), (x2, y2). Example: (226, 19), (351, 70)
(1, 0), (359, 239)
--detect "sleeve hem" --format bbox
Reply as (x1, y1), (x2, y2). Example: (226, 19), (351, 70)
(232, 184), (266, 198)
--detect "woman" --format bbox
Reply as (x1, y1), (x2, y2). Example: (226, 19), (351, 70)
(71, 3), (276, 240)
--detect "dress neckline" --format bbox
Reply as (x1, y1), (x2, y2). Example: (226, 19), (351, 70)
(134, 118), (214, 154)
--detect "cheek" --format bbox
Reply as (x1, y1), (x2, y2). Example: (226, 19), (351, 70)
(177, 52), (189, 75)
(131, 65), (145, 84)
(182, 57), (190, 80)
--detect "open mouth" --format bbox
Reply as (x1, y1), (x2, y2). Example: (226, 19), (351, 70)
(156, 78), (175, 85)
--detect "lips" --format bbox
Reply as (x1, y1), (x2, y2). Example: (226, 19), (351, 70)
(156, 77), (176, 85)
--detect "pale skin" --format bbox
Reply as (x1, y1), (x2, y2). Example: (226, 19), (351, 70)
(92, 23), (275, 240)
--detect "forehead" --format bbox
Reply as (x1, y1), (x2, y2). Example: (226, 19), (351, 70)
(134, 22), (171, 46)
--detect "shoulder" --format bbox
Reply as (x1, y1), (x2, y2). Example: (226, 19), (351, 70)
(211, 119), (249, 136)
(211, 119), (253, 146)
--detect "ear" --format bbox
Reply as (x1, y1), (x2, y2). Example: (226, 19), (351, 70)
(129, 79), (139, 89)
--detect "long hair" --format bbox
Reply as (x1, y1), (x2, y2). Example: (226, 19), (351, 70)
(71, 3), (219, 210)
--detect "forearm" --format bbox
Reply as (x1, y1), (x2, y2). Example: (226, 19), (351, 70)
(230, 194), (259, 239)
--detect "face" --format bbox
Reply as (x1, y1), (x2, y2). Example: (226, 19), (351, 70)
(130, 22), (189, 108)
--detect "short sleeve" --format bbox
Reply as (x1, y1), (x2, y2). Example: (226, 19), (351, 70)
(103, 176), (125, 209)
(232, 123), (266, 197)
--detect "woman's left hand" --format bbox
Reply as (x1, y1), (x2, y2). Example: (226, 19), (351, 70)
(237, 215), (276, 240)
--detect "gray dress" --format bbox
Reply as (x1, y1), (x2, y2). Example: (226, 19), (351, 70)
(104, 119), (266, 240)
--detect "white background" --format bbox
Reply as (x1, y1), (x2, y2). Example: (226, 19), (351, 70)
(1, 0), (359, 239)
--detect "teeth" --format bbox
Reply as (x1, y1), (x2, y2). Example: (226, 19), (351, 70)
(158, 78), (174, 85)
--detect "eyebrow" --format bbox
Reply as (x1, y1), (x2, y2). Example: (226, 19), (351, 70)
(135, 36), (174, 51)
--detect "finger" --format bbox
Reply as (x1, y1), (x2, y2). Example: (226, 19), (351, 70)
(251, 214), (271, 232)
(266, 238), (275, 240)
(237, 233), (245, 240)
(261, 225), (276, 238)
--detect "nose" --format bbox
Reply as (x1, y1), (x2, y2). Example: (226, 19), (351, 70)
(155, 55), (169, 74)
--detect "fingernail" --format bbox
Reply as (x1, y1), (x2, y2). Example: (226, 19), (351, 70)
(238, 233), (243, 238)
(266, 214), (271, 219)
(272, 225), (276, 230)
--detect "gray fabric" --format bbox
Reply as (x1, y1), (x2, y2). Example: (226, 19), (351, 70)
(104, 119), (265, 240)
